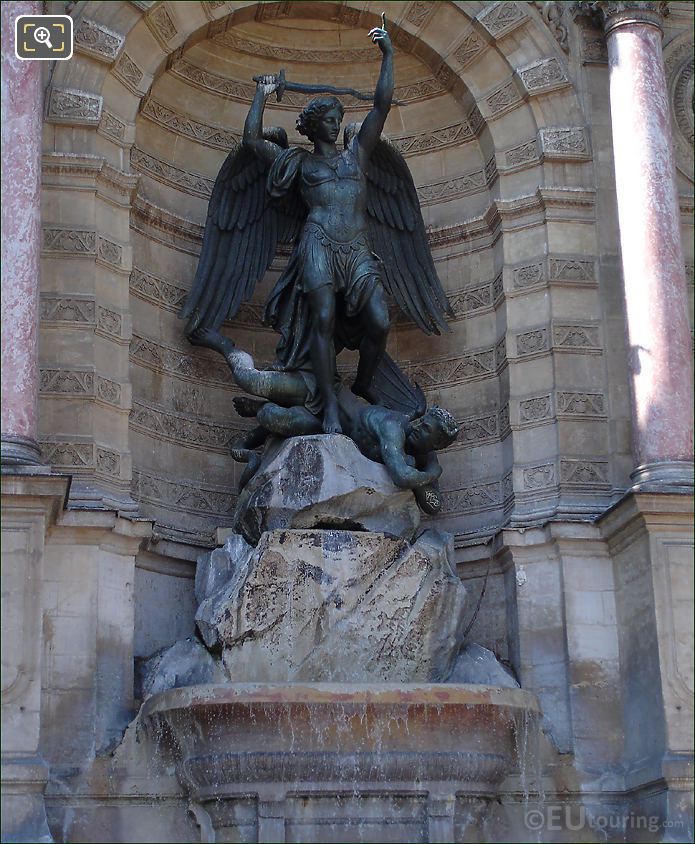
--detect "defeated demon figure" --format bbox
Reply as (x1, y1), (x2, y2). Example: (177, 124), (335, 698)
(198, 332), (459, 515)
(180, 15), (452, 435)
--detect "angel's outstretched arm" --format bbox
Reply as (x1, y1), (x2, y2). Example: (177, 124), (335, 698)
(357, 18), (393, 158)
(243, 76), (283, 164)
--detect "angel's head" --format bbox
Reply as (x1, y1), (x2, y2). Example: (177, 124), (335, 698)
(408, 406), (459, 452)
(296, 96), (345, 144)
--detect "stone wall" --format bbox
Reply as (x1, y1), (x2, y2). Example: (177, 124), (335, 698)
(1, 1), (692, 841)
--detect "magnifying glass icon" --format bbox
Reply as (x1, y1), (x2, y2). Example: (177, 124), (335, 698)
(34, 26), (53, 49)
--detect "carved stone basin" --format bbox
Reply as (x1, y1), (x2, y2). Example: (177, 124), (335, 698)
(140, 682), (541, 842)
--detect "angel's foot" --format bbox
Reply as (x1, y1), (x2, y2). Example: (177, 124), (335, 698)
(189, 328), (233, 354)
(351, 379), (380, 405)
(322, 405), (343, 435)
(233, 396), (267, 418)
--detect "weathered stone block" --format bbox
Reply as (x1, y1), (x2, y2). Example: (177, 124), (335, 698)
(136, 637), (225, 700)
(196, 528), (467, 683)
(233, 435), (421, 545)
(449, 643), (519, 688)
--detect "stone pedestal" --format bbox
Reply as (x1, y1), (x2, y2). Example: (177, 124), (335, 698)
(599, 491), (694, 838)
(1, 1), (45, 470)
(1, 474), (69, 843)
(599, 1), (694, 489)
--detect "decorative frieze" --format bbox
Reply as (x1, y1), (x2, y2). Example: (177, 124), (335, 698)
(130, 400), (247, 452)
(40, 295), (95, 324)
(405, 0), (436, 27)
(39, 367), (123, 408)
(476, 2), (528, 38)
(516, 328), (549, 357)
(417, 169), (487, 205)
(130, 147), (214, 198)
(548, 256), (596, 284)
(133, 469), (237, 519)
(522, 463), (555, 490)
(456, 411), (499, 446)
(145, 3), (178, 49)
(99, 110), (128, 144)
(552, 324), (601, 351)
(519, 395), (553, 425)
(97, 236), (124, 268)
(41, 440), (94, 469)
(452, 28), (487, 68)
(141, 98), (239, 150)
(484, 80), (523, 118)
(405, 346), (501, 389)
(440, 479), (504, 516)
(539, 127), (591, 160)
(202, 0), (228, 19)
(517, 57), (569, 94)
(211, 27), (377, 64)
(46, 87), (103, 125)
(113, 52), (145, 94)
(513, 261), (545, 289)
(96, 446), (121, 477)
(556, 391), (606, 416)
(42, 227), (96, 255)
(95, 306), (125, 341)
(559, 459), (610, 487)
(130, 334), (234, 387)
(167, 60), (445, 111)
(95, 376), (123, 407)
(130, 266), (188, 312)
(393, 121), (474, 156)
(74, 17), (124, 62)
(504, 139), (539, 169)
(130, 196), (203, 256)
(40, 368), (94, 396)
(581, 32), (609, 64)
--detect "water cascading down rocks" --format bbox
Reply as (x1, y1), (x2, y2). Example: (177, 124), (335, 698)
(136, 435), (539, 844)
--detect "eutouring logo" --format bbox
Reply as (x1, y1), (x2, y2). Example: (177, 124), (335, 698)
(15, 15), (73, 61)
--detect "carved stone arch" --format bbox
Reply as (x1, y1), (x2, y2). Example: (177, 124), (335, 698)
(40, 0), (603, 539)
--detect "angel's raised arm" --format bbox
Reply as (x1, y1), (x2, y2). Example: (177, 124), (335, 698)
(357, 17), (394, 159)
(243, 77), (284, 164)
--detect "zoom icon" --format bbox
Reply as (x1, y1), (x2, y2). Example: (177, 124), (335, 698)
(15, 15), (73, 61)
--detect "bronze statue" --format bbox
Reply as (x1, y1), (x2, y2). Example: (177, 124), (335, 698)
(180, 16), (452, 436)
(198, 333), (458, 516)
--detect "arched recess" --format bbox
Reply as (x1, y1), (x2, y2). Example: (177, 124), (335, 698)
(40, 0), (617, 551)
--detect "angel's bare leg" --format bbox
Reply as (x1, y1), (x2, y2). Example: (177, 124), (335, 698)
(307, 286), (342, 434)
(256, 403), (322, 437)
(351, 285), (390, 404)
(191, 329), (307, 406)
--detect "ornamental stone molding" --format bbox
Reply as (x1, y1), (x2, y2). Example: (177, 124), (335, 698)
(664, 34), (694, 180)
(573, 1), (670, 34)
(73, 17), (125, 63)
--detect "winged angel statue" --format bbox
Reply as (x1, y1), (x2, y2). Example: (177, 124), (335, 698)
(181, 17), (459, 512)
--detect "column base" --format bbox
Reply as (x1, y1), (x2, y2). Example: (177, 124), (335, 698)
(630, 461), (694, 492)
(0, 435), (46, 472)
(0, 756), (54, 843)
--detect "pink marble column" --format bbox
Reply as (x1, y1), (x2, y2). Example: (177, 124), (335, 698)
(1, 0), (45, 469)
(601, 1), (694, 488)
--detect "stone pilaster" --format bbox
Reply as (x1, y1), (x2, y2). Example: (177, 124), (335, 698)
(578, 1), (694, 490)
(1, 1), (45, 470)
(1, 474), (70, 843)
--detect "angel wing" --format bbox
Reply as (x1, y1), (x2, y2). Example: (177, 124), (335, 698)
(180, 129), (305, 337)
(370, 351), (427, 420)
(362, 137), (453, 335)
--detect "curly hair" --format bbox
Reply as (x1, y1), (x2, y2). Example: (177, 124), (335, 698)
(415, 405), (459, 449)
(296, 96), (344, 142)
